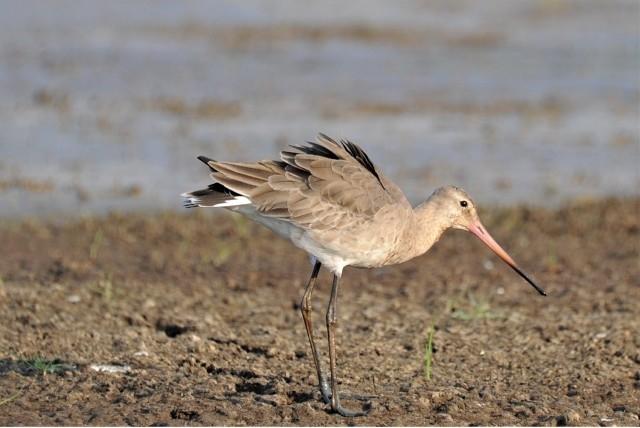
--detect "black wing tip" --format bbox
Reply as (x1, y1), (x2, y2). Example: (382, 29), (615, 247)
(189, 183), (241, 198)
(289, 142), (339, 160)
(295, 133), (387, 191)
(197, 155), (218, 170)
(339, 138), (386, 190)
(317, 132), (338, 145)
(197, 155), (214, 163)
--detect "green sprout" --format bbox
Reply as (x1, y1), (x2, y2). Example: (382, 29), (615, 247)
(423, 324), (435, 381)
(24, 357), (67, 375)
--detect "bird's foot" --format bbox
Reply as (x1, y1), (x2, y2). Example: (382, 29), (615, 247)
(331, 400), (372, 417)
(320, 389), (376, 406)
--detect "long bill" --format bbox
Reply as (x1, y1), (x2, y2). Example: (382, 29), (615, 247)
(468, 222), (547, 296)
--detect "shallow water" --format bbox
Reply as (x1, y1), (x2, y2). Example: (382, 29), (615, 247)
(0, 0), (638, 218)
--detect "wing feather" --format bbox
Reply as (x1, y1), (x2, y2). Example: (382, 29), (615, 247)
(193, 134), (411, 231)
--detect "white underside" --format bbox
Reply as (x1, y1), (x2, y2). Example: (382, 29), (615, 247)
(234, 205), (350, 276)
(183, 193), (350, 275)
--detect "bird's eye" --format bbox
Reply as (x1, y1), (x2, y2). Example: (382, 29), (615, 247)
(460, 200), (468, 208)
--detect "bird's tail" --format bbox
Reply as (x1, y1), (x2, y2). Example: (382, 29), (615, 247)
(181, 155), (251, 208)
(182, 155), (287, 209)
(181, 183), (250, 208)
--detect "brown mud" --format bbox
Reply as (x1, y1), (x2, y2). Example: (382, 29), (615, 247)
(0, 198), (638, 426)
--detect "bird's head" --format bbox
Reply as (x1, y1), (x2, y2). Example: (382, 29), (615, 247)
(431, 186), (546, 296)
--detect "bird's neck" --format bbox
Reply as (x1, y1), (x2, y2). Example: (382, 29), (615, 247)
(405, 198), (454, 260)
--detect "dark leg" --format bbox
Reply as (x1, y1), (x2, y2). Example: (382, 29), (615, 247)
(326, 274), (370, 417)
(300, 260), (331, 403)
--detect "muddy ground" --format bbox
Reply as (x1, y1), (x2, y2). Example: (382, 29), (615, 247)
(0, 198), (638, 426)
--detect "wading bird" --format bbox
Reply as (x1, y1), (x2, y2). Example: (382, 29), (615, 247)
(182, 133), (546, 416)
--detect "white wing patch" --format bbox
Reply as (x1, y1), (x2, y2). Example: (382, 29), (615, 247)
(181, 193), (251, 208)
(212, 196), (251, 207)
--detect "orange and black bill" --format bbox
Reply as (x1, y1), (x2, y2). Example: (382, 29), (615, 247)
(468, 222), (547, 296)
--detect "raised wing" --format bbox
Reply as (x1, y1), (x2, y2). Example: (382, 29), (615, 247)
(208, 134), (411, 230)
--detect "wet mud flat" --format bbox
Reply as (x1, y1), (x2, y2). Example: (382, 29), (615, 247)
(0, 198), (638, 426)
(2, 2), (639, 217)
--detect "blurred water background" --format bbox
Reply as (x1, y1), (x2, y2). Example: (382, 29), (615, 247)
(0, 0), (638, 218)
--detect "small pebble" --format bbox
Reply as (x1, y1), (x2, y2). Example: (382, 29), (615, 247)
(612, 404), (626, 412)
(436, 413), (453, 423)
(430, 391), (444, 400)
(418, 396), (431, 408)
(599, 417), (614, 427)
(566, 410), (581, 424)
(266, 347), (278, 358)
(143, 298), (156, 308)
(89, 364), (131, 373)
(67, 294), (81, 303)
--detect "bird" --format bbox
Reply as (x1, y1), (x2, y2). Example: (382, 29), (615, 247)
(182, 133), (546, 417)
